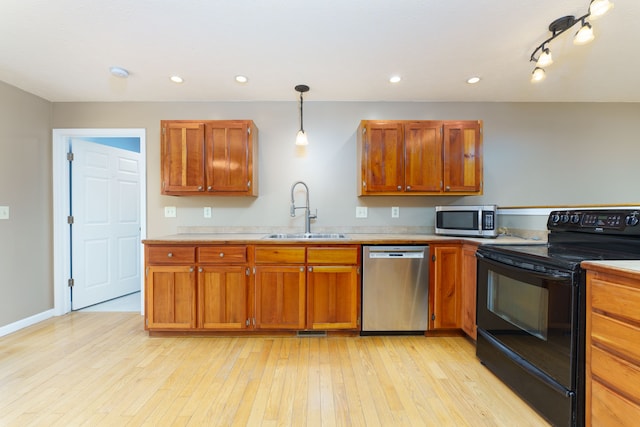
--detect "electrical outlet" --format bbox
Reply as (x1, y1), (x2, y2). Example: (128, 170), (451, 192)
(391, 206), (400, 218)
(164, 206), (177, 218)
(0, 206), (9, 220)
(355, 206), (368, 218)
(203, 207), (212, 218)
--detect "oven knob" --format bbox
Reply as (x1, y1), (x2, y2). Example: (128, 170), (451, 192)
(570, 214), (580, 224)
(626, 215), (639, 226)
(560, 214), (570, 223)
(551, 214), (560, 224)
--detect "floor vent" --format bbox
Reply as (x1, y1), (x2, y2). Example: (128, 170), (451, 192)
(296, 330), (327, 337)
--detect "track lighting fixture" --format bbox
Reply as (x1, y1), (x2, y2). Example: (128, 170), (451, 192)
(294, 84), (309, 146)
(529, 0), (613, 82)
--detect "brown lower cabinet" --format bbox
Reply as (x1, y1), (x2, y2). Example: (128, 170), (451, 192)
(584, 264), (640, 426)
(145, 243), (361, 332)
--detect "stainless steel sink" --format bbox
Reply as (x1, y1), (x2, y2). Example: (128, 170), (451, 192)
(263, 233), (348, 240)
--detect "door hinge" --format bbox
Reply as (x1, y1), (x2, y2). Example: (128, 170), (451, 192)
(67, 215), (74, 225)
(357, 316), (361, 326)
(247, 127), (251, 135)
(431, 313), (436, 321)
(145, 267), (149, 277)
(68, 278), (74, 288)
(356, 266), (361, 275)
(246, 318), (250, 327)
(246, 267), (250, 276)
(432, 254), (436, 262)
(247, 181), (251, 189)
(162, 127), (166, 136)
(67, 152), (74, 162)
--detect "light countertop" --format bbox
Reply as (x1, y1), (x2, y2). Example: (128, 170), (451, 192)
(142, 233), (545, 246)
(581, 260), (640, 275)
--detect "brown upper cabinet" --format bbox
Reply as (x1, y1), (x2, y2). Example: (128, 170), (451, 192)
(161, 120), (258, 196)
(356, 120), (483, 196)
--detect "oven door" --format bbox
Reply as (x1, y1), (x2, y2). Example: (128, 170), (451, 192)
(476, 253), (581, 426)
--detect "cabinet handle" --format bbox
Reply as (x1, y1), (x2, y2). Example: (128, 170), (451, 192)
(406, 185), (411, 191)
(300, 267), (305, 272)
(308, 267), (313, 272)
(445, 186), (450, 191)
(189, 267), (194, 273)
(219, 252), (224, 257)
(198, 267), (203, 273)
(207, 186), (212, 191)
(198, 186), (203, 191)
(397, 185), (402, 191)
(167, 252), (173, 258)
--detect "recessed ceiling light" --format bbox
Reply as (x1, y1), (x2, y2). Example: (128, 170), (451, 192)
(170, 75), (184, 84)
(235, 75), (248, 84)
(467, 76), (481, 84)
(389, 75), (402, 84)
(110, 67), (129, 78)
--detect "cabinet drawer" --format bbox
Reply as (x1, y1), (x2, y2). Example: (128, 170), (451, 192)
(147, 246), (195, 264)
(254, 247), (305, 264)
(198, 246), (247, 264)
(591, 345), (640, 404)
(591, 380), (640, 426)
(591, 312), (640, 363)
(591, 276), (640, 324)
(307, 247), (359, 265)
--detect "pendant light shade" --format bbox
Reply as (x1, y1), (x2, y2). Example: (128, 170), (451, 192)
(589, 0), (614, 19)
(295, 84), (310, 146)
(536, 48), (553, 67)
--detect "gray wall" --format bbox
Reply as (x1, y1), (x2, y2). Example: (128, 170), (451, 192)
(0, 81), (53, 326)
(2, 85), (639, 328)
(53, 101), (640, 238)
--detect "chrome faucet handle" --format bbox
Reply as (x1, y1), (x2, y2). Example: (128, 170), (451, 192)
(309, 209), (318, 220)
(290, 204), (296, 217)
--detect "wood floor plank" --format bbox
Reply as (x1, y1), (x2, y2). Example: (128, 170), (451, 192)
(0, 313), (551, 426)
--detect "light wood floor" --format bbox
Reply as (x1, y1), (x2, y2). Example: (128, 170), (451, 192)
(0, 313), (550, 426)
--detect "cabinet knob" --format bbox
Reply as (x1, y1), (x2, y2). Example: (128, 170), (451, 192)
(308, 267), (313, 272)
(219, 252), (224, 258)
(198, 186), (203, 191)
(198, 267), (203, 273)
(167, 252), (173, 258)
(445, 186), (450, 191)
(397, 185), (402, 191)
(406, 185), (411, 191)
(300, 267), (305, 272)
(207, 186), (212, 191)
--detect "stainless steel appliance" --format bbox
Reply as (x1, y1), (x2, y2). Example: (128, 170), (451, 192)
(362, 245), (429, 334)
(435, 204), (497, 238)
(476, 209), (640, 426)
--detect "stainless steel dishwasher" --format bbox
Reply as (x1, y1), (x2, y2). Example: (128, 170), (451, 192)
(361, 245), (429, 334)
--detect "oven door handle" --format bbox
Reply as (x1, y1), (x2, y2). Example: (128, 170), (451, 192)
(477, 252), (574, 280)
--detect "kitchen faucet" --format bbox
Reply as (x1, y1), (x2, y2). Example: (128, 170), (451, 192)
(290, 181), (317, 234)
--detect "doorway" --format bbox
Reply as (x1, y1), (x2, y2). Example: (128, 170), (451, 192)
(52, 129), (146, 315)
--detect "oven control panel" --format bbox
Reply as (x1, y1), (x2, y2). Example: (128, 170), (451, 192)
(548, 209), (640, 234)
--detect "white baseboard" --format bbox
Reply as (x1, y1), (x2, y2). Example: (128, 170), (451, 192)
(0, 309), (55, 338)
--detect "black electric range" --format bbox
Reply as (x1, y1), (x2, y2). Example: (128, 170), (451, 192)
(475, 209), (640, 427)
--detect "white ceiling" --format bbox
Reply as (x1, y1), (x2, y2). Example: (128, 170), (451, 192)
(0, 0), (636, 103)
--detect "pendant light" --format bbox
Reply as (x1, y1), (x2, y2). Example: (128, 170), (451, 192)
(295, 84), (309, 146)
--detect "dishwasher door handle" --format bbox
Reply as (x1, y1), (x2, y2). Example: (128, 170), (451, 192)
(368, 252), (425, 259)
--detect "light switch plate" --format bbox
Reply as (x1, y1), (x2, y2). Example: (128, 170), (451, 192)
(0, 206), (9, 219)
(356, 206), (368, 218)
(164, 206), (177, 218)
(203, 207), (212, 218)
(391, 206), (400, 218)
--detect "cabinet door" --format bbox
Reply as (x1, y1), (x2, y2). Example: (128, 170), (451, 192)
(205, 121), (254, 194)
(404, 121), (443, 192)
(360, 121), (404, 193)
(254, 265), (306, 329)
(431, 245), (461, 329)
(146, 265), (196, 329)
(461, 244), (478, 339)
(198, 265), (249, 330)
(307, 265), (360, 330)
(442, 121), (482, 193)
(161, 121), (205, 194)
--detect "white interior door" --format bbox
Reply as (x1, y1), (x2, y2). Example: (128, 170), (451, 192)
(70, 138), (141, 310)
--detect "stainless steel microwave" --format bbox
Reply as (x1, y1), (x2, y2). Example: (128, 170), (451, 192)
(435, 205), (498, 238)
